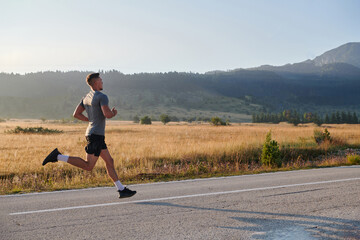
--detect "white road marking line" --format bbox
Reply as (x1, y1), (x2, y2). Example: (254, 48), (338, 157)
(2, 166), (357, 198)
(8, 177), (360, 216)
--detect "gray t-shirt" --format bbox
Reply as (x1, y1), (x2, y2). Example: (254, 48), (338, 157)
(79, 90), (109, 136)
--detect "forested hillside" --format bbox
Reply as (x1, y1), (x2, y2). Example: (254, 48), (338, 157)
(1, 42), (360, 122)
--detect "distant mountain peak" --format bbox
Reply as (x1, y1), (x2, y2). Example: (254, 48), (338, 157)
(249, 42), (360, 75)
(313, 42), (360, 68)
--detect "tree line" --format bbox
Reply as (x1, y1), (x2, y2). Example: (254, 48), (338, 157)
(133, 114), (230, 126)
(2, 68), (360, 121)
(252, 110), (359, 125)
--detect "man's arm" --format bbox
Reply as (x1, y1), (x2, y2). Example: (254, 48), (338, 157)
(73, 105), (89, 121)
(101, 105), (117, 119)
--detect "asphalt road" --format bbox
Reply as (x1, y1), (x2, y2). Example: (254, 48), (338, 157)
(1, 166), (360, 240)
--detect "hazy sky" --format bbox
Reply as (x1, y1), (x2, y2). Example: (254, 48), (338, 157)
(1, 0), (359, 74)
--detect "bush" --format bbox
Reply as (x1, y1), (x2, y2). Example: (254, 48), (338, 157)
(186, 117), (196, 123)
(0, 118), (5, 122)
(210, 117), (226, 126)
(347, 154), (360, 165)
(314, 128), (331, 144)
(159, 114), (171, 125)
(6, 126), (63, 134)
(261, 131), (281, 167)
(140, 116), (152, 125)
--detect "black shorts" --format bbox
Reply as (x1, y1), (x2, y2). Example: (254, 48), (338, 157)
(85, 134), (107, 157)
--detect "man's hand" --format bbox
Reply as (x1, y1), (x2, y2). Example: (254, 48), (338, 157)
(111, 107), (117, 117)
(101, 105), (117, 118)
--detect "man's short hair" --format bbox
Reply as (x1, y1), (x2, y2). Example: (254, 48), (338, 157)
(86, 73), (100, 86)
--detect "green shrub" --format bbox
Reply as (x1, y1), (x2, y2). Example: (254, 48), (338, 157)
(210, 117), (226, 126)
(261, 131), (281, 167)
(0, 118), (5, 122)
(5, 126), (63, 134)
(314, 128), (331, 144)
(347, 154), (360, 165)
(160, 114), (171, 125)
(140, 116), (152, 125)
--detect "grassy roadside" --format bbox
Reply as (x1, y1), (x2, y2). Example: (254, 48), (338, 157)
(1, 121), (359, 195)
(1, 153), (355, 195)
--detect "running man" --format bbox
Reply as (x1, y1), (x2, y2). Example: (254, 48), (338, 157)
(43, 73), (136, 198)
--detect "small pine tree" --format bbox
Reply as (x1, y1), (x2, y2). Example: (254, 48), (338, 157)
(341, 111), (347, 123)
(324, 114), (330, 124)
(353, 112), (358, 124)
(254, 114), (259, 123)
(313, 113), (322, 126)
(324, 128), (331, 141)
(347, 112), (352, 124)
(336, 111), (341, 124)
(313, 128), (331, 144)
(261, 131), (281, 167)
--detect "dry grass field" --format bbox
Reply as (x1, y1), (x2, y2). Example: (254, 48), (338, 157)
(1, 120), (359, 194)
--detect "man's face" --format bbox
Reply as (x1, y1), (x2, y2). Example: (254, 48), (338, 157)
(94, 77), (103, 91)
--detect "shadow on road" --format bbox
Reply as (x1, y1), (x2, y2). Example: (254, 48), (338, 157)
(137, 201), (360, 239)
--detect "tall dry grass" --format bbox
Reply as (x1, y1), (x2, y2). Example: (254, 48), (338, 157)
(1, 120), (359, 194)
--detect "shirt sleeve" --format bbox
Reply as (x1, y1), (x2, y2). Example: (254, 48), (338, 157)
(99, 94), (109, 106)
(79, 98), (85, 108)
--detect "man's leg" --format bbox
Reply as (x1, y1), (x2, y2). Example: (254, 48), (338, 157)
(100, 149), (136, 198)
(67, 154), (99, 171)
(42, 148), (98, 171)
(100, 149), (119, 182)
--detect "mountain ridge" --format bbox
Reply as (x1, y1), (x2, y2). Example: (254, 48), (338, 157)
(313, 42), (360, 68)
(1, 42), (360, 122)
(249, 42), (360, 75)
